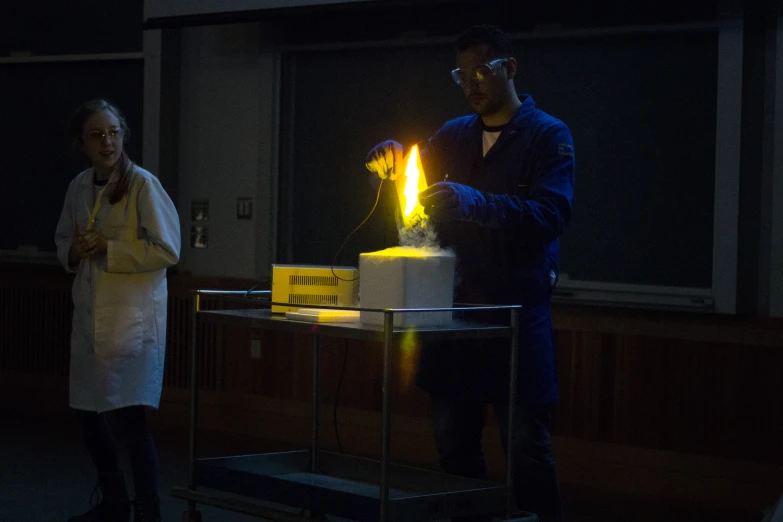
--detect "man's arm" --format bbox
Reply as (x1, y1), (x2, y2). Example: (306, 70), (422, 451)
(419, 122), (575, 243)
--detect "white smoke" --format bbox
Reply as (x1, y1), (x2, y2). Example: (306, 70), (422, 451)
(397, 211), (441, 250)
(395, 212), (461, 299)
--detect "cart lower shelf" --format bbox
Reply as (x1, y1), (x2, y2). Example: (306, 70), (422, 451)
(187, 449), (508, 522)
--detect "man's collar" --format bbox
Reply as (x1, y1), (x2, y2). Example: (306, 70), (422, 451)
(469, 94), (536, 132)
(509, 94), (536, 128)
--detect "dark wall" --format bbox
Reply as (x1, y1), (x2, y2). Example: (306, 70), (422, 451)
(144, 0), (728, 36)
(736, 2), (778, 312)
(0, 1), (142, 55)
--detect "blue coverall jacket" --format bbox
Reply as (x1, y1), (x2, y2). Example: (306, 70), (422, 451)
(415, 94), (575, 406)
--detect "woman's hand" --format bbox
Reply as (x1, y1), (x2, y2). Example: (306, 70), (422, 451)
(69, 227), (91, 265)
(80, 230), (108, 257)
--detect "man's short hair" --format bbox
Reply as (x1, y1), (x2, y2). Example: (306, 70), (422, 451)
(455, 25), (514, 59)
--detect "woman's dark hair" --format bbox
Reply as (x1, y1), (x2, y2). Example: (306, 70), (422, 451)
(69, 99), (135, 205)
(455, 24), (515, 59)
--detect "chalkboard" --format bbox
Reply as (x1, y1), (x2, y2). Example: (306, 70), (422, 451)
(283, 29), (718, 288)
(0, 59), (144, 253)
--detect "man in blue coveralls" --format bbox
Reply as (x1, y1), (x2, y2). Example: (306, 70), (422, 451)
(365, 25), (575, 522)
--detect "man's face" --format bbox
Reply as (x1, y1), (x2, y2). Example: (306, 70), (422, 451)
(455, 44), (509, 117)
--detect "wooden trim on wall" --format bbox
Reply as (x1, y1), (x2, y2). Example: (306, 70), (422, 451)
(552, 304), (783, 347)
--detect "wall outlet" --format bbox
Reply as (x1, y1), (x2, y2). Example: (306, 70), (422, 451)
(250, 339), (262, 359)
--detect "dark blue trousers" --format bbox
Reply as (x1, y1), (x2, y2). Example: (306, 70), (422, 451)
(431, 394), (562, 522)
(73, 406), (159, 499)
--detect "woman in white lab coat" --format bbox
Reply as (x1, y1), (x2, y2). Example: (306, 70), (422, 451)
(55, 99), (180, 522)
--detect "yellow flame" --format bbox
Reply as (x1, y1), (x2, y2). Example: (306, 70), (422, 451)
(403, 145), (421, 217)
(395, 145), (428, 226)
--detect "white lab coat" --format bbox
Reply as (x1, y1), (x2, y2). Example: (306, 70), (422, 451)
(55, 166), (181, 413)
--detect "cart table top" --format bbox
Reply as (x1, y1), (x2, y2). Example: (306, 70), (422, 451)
(199, 308), (515, 342)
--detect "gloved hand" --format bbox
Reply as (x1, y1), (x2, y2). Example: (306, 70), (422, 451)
(365, 140), (403, 181)
(418, 182), (488, 223)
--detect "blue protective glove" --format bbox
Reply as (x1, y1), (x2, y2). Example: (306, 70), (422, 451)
(418, 182), (488, 223)
(365, 140), (403, 180)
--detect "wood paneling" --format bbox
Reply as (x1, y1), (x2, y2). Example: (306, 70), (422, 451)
(0, 266), (71, 377)
(551, 330), (610, 441)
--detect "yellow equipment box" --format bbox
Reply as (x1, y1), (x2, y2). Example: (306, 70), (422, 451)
(270, 264), (359, 314)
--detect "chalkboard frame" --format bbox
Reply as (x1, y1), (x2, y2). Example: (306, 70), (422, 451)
(546, 22), (742, 313)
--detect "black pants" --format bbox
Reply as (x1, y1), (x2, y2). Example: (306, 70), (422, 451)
(431, 395), (562, 522)
(73, 406), (159, 499)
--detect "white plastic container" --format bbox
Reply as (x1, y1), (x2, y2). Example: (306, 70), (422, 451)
(359, 247), (456, 327)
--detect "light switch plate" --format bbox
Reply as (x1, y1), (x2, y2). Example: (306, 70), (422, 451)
(237, 198), (253, 219)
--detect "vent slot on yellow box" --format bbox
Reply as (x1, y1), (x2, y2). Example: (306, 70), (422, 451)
(289, 294), (338, 306)
(289, 275), (338, 287)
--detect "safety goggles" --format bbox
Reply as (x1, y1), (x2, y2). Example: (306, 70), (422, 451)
(86, 128), (123, 142)
(450, 58), (509, 86)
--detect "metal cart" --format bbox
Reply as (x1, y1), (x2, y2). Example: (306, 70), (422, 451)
(173, 290), (532, 522)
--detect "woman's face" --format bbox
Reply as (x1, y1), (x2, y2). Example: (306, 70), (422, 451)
(81, 110), (124, 174)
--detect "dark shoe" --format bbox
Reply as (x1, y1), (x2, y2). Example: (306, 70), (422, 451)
(68, 485), (131, 522)
(133, 494), (161, 522)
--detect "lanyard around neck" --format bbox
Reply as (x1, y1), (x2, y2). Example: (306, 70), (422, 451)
(87, 184), (109, 231)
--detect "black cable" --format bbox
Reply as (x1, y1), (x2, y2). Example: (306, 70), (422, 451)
(243, 279), (270, 298)
(330, 178), (384, 282)
(330, 172), (389, 451)
(333, 344), (349, 454)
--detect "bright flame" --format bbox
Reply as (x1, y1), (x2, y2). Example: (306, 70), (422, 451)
(395, 145), (428, 226)
(403, 145), (421, 217)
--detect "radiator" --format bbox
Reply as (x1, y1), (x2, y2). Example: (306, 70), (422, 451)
(0, 276), (245, 392)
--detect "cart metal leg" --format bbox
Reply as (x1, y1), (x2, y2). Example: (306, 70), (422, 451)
(505, 306), (521, 519)
(312, 334), (322, 472)
(303, 334), (324, 520)
(380, 310), (393, 522)
(184, 291), (203, 522)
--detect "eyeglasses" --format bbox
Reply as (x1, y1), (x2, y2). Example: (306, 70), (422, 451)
(86, 128), (123, 142)
(450, 58), (509, 87)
